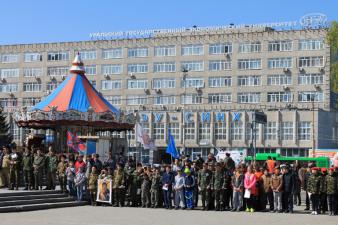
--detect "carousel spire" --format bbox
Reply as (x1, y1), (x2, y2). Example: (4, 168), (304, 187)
(69, 52), (85, 75)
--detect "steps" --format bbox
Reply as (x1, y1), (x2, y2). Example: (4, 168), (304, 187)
(0, 190), (87, 213)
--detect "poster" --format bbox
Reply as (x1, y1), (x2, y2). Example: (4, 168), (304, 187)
(216, 148), (246, 165)
(310, 149), (338, 167)
(96, 179), (112, 203)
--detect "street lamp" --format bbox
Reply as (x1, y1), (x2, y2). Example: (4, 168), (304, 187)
(181, 67), (189, 155)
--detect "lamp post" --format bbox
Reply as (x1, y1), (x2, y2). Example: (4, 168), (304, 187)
(182, 68), (189, 155)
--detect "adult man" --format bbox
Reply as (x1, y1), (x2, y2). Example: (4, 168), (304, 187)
(45, 148), (58, 190)
(150, 168), (161, 208)
(22, 147), (33, 190)
(33, 149), (45, 190)
(198, 163), (212, 210)
(213, 163), (224, 211)
(113, 163), (125, 207)
(57, 155), (67, 193)
(103, 152), (115, 171)
(281, 165), (295, 213)
(307, 167), (321, 215)
(9, 147), (21, 190)
(265, 156), (275, 174)
(224, 153), (236, 172)
(0, 147), (10, 188)
(162, 166), (174, 209)
(92, 154), (103, 172)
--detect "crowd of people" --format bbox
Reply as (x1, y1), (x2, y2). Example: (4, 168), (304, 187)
(0, 145), (337, 216)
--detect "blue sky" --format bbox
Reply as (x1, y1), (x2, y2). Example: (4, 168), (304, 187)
(0, 0), (336, 45)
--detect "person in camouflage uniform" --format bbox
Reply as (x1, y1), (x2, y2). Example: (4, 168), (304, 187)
(320, 168), (328, 214)
(88, 166), (99, 206)
(33, 149), (45, 190)
(141, 172), (151, 208)
(113, 163), (125, 207)
(326, 167), (337, 216)
(124, 162), (135, 206)
(45, 148), (58, 190)
(307, 167), (322, 215)
(222, 166), (233, 211)
(57, 154), (67, 193)
(198, 163), (212, 210)
(150, 168), (161, 208)
(130, 166), (142, 207)
(212, 163), (224, 211)
(9, 148), (21, 190)
(21, 147), (33, 190)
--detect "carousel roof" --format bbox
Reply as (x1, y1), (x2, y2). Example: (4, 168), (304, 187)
(31, 53), (119, 115)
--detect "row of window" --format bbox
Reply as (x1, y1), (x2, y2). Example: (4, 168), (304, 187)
(0, 39), (325, 63)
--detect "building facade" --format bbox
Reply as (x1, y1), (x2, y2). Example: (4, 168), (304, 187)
(0, 26), (337, 163)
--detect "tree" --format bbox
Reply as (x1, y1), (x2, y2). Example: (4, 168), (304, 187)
(327, 21), (338, 94)
(0, 107), (13, 147)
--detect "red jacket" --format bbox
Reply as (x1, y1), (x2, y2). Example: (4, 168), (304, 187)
(75, 160), (86, 174)
(244, 172), (257, 196)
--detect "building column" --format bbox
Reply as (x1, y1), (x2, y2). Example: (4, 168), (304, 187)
(293, 110), (298, 146)
(226, 111), (231, 146)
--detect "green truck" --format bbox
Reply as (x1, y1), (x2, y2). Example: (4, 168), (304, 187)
(245, 153), (330, 168)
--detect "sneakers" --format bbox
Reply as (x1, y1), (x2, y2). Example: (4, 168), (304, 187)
(250, 208), (255, 213)
(245, 208), (250, 212)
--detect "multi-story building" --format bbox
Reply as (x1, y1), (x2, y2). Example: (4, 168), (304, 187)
(0, 26), (337, 163)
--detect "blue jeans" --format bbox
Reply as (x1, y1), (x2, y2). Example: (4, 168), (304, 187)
(67, 180), (75, 196)
(163, 189), (172, 208)
(233, 191), (243, 210)
(76, 185), (84, 201)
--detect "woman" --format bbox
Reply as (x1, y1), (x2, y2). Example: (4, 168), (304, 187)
(244, 165), (257, 212)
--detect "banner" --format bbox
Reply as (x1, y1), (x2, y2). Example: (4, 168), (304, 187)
(310, 149), (338, 167)
(215, 148), (246, 165)
(96, 179), (112, 204)
(136, 123), (155, 150)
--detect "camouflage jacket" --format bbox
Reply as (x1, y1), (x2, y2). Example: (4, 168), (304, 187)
(325, 174), (337, 195)
(212, 171), (224, 190)
(307, 174), (321, 194)
(198, 169), (212, 189)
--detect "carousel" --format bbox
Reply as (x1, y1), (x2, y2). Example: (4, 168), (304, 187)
(15, 53), (135, 156)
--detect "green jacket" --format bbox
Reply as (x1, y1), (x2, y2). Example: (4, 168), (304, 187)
(22, 154), (33, 171)
(307, 174), (321, 194)
(325, 174), (337, 195)
(212, 170), (224, 190)
(151, 174), (161, 190)
(46, 155), (58, 172)
(198, 169), (212, 189)
(33, 155), (45, 171)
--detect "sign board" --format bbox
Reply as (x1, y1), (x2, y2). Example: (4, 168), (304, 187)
(216, 148), (246, 165)
(310, 149), (338, 167)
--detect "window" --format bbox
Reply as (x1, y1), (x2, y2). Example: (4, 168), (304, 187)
(126, 95), (148, 105)
(209, 43), (232, 54)
(102, 48), (123, 59)
(299, 39), (324, 50)
(298, 121), (311, 140)
(298, 56), (324, 67)
(267, 74), (292, 85)
(155, 46), (176, 57)
(181, 94), (202, 104)
(199, 123), (211, 140)
(238, 59), (261, 70)
(153, 62), (176, 73)
(154, 96), (176, 105)
(209, 76), (231, 87)
(169, 123), (180, 140)
(84, 65), (96, 75)
(127, 63), (148, 73)
(268, 58), (292, 69)
(298, 91), (324, 102)
(268, 40), (293, 51)
(214, 122), (226, 140)
(101, 80), (122, 90)
(282, 122), (294, 140)
(265, 122), (278, 140)
(209, 60), (231, 71)
(152, 78), (175, 89)
(181, 61), (204, 72)
(0, 98), (17, 108)
(182, 77), (204, 88)
(298, 73), (324, 85)
(0, 68), (19, 79)
(267, 92), (292, 102)
(280, 148), (308, 157)
(24, 53), (42, 62)
(2, 54), (18, 63)
(184, 122), (195, 140)
(237, 92), (261, 103)
(153, 123), (165, 140)
(23, 82), (42, 92)
(23, 67), (42, 77)
(181, 44), (204, 56)
(0, 83), (19, 93)
(47, 66), (68, 76)
(128, 47), (148, 58)
(22, 98), (41, 107)
(238, 76), (261, 86)
(46, 81), (60, 91)
(208, 93), (231, 104)
(231, 121), (243, 140)
(89, 80), (96, 88)
(246, 123), (260, 141)
(102, 64), (122, 75)
(47, 51), (69, 61)
(106, 95), (121, 105)
(239, 42), (261, 53)
(127, 79), (148, 89)
(78, 50), (96, 60)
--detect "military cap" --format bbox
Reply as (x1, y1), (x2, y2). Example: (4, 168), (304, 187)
(321, 168), (327, 172)
(328, 167), (335, 171)
(311, 167), (319, 171)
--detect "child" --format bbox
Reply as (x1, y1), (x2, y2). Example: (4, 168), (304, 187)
(150, 168), (161, 208)
(66, 161), (76, 196)
(74, 166), (86, 201)
(88, 166), (98, 206)
(261, 168), (273, 212)
(173, 169), (185, 209)
(184, 167), (195, 209)
(244, 165), (257, 212)
(231, 166), (244, 212)
(141, 173), (151, 208)
(271, 166), (283, 213)
(57, 155), (67, 193)
(325, 167), (337, 216)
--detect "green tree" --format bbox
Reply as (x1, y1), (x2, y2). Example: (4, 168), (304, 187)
(327, 21), (338, 94)
(0, 107), (13, 147)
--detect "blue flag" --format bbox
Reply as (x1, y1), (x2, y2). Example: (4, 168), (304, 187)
(166, 129), (180, 159)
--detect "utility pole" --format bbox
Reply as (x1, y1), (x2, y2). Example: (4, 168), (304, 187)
(182, 68), (188, 156)
(312, 97), (316, 157)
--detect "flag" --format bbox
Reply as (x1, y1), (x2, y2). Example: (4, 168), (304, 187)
(166, 129), (180, 159)
(136, 123), (156, 150)
(66, 131), (86, 153)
